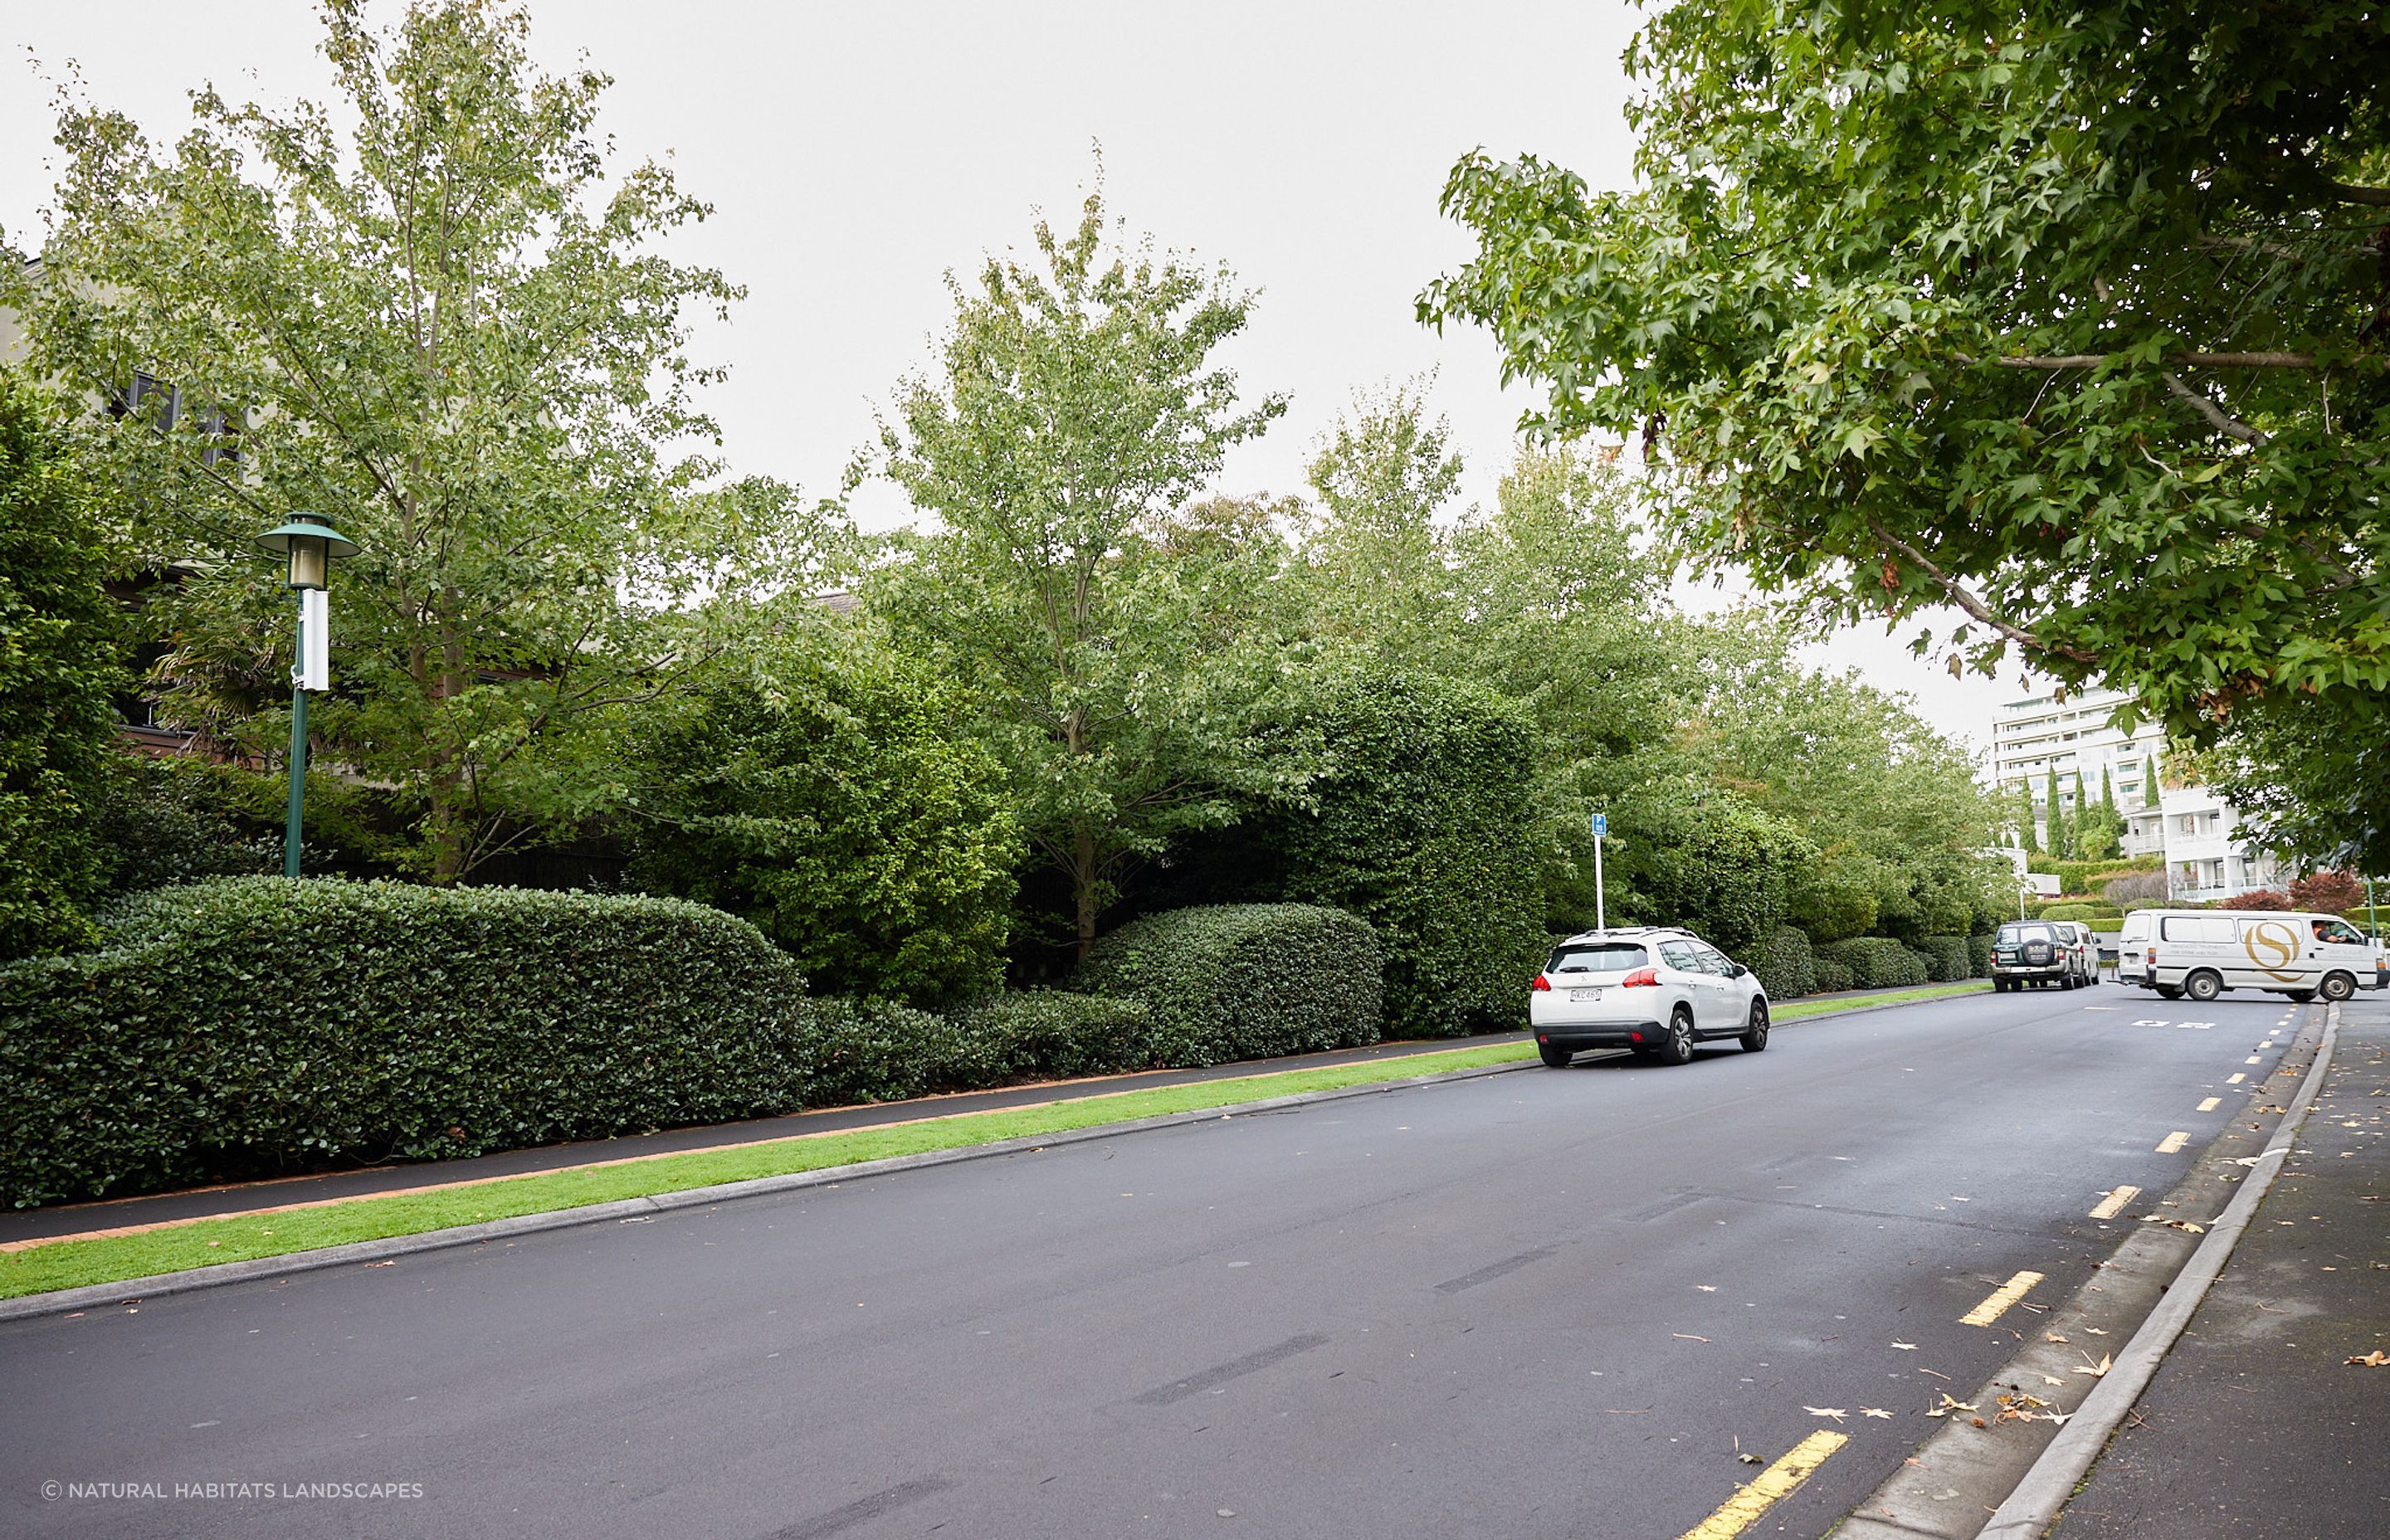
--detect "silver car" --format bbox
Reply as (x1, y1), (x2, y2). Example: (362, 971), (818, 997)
(1529, 927), (1770, 1067)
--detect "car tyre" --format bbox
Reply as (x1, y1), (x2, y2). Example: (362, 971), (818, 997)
(2320, 972), (2357, 1003)
(1656, 1009), (1696, 1066)
(2184, 969), (2223, 1003)
(1538, 1042), (1573, 1068)
(1739, 1000), (1770, 1053)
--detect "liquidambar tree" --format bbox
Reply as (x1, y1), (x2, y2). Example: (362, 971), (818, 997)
(1422, 1), (2390, 740)
(875, 182), (1290, 960)
(7, 0), (797, 878)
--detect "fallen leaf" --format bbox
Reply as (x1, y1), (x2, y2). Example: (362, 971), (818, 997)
(1673, 1333), (1711, 1343)
(1925, 1393), (1978, 1418)
(1695, 1284), (1718, 1292)
(2085, 1328), (2109, 1336)
(2075, 1354), (2114, 1378)
(1805, 1406), (1848, 1422)
(2041, 1375), (2067, 1387)
(2346, 1350), (2390, 1367)
(2045, 1333), (2068, 1343)
(1739, 1452), (1763, 1464)
(1891, 1341), (1918, 1351)
(1861, 1407), (1894, 1419)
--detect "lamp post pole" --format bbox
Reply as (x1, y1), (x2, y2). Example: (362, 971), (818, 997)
(256, 514), (359, 879)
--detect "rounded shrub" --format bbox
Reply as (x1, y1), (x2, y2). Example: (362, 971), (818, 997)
(1919, 934), (1973, 982)
(1968, 934), (1995, 977)
(1817, 936), (1930, 990)
(1812, 958), (1856, 993)
(1074, 904), (1383, 1065)
(1751, 925), (1817, 1000)
(1, 877), (823, 1207)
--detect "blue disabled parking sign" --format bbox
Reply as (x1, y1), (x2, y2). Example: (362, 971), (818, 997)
(1589, 812), (1607, 838)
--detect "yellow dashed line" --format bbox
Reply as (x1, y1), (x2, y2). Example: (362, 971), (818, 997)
(1678, 1430), (1849, 1540)
(2156, 1131), (2189, 1153)
(2197, 1097), (2222, 1112)
(2088, 1186), (2140, 1220)
(1961, 1270), (2046, 1327)
(2246, 1055), (2263, 1065)
(2227, 1073), (2246, 1084)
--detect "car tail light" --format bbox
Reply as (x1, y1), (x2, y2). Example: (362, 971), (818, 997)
(1531, 973), (1551, 992)
(1622, 967), (1659, 987)
(2146, 948), (2158, 967)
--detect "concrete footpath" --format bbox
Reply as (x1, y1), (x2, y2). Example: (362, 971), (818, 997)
(2049, 994), (2390, 1540)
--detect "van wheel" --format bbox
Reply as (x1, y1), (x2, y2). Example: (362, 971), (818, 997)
(1538, 1043), (1573, 1068)
(1656, 1009), (1696, 1066)
(2320, 972), (2357, 1003)
(1739, 1001), (1770, 1053)
(2184, 970), (2223, 1003)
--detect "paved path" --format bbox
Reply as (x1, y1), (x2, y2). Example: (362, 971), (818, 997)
(2052, 996), (2390, 1540)
(0, 982), (2295, 1539)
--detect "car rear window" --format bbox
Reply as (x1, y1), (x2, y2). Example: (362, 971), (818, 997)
(1997, 924), (2056, 944)
(1549, 943), (1648, 974)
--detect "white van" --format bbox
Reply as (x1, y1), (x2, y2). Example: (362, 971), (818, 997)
(2118, 909), (2374, 1003)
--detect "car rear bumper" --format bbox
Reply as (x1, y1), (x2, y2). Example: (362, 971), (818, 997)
(1992, 962), (2069, 980)
(1535, 1022), (1666, 1051)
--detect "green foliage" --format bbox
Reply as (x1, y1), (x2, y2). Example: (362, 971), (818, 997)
(1423, 1), (2390, 744)
(1968, 934), (1994, 977)
(1632, 794), (1812, 954)
(1812, 957), (1856, 993)
(623, 634), (1020, 1007)
(8, 1), (814, 880)
(1919, 934), (1973, 981)
(872, 176), (1288, 958)
(0, 877), (822, 1206)
(2143, 756), (2161, 809)
(800, 992), (1154, 1107)
(1073, 904), (1383, 1065)
(0, 375), (123, 959)
(2039, 903), (2119, 924)
(2046, 856), (2159, 895)
(1266, 673), (1545, 1037)
(1752, 925), (1817, 1000)
(1817, 936), (1931, 991)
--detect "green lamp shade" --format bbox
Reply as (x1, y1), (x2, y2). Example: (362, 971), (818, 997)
(256, 518), (361, 559)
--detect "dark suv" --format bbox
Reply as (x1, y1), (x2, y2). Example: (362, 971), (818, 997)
(1992, 920), (2077, 992)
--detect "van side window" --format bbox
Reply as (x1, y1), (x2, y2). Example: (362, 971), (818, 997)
(2317, 919), (2366, 946)
(2161, 916), (2230, 944)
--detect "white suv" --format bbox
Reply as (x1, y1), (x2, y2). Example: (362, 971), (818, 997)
(1529, 927), (1770, 1067)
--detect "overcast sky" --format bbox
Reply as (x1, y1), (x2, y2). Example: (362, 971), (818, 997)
(2, 1), (2041, 751)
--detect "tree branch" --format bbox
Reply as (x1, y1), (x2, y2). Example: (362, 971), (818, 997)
(2159, 370), (2270, 448)
(1980, 350), (2342, 370)
(1861, 518), (2100, 665)
(2321, 178), (2390, 208)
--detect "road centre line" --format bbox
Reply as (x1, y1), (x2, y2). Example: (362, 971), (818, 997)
(2246, 1055), (2263, 1065)
(2088, 1187), (2139, 1220)
(2197, 1097), (2221, 1112)
(2155, 1131), (2189, 1153)
(1677, 1430), (1848, 1540)
(2227, 1073), (2245, 1084)
(1961, 1270), (2046, 1328)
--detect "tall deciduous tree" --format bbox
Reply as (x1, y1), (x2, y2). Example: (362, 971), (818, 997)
(1423, 0), (2389, 742)
(874, 183), (1289, 958)
(6, 0), (795, 879)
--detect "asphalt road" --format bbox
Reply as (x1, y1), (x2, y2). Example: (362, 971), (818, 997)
(0, 982), (2316, 1540)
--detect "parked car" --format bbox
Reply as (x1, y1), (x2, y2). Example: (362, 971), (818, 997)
(1529, 927), (1770, 1067)
(1990, 919), (2081, 991)
(2117, 909), (2375, 1002)
(2048, 920), (2099, 987)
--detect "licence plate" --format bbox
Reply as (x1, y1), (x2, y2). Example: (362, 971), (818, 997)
(1570, 987), (1603, 1001)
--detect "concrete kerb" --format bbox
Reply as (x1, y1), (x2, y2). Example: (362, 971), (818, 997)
(0, 982), (1978, 1326)
(1973, 999), (2344, 1540)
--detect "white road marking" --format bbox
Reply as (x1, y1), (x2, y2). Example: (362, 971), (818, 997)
(2227, 1073), (2246, 1084)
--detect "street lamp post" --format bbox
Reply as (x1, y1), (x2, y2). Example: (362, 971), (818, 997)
(255, 514), (360, 878)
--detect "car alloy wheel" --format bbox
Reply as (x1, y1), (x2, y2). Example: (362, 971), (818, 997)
(1739, 1001), (1769, 1053)
(1657, 1011), (1696, 1066)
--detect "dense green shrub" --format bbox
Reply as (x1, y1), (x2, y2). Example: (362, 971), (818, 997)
(2045, 857), (2160, 896)
(1817, 936), (1930, 990)
(1075, 904), (1383, 1064)
(0, 376), (124, 959)
(797, 992), (1150, 1105)
(1968, 934), (1994, 977)
(624, 641), (1021, 1008)
(1634, 794), (1816, 954)
(1812, 958), (1856, 992)
(944, 992), (1157, 1085)
(2040, 903), (2121, 926)
(1, 877), (823, 1206)
(1919, 934), (1973, 982)
(1267, 674), (1544, 1036)
(1751, 925), (1817, 999)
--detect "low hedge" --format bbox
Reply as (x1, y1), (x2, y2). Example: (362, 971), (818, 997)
(1751, 925), (1817, 1000)
(801, 992), (1154, 1106)
(1, 877), (823, 1207)
(1812, 958), (1856, 993)
(2039, 903), (2122, 925)
(1075, 904), (1383, 1065)
(1918, 934), (1973, 982)
(1817, 936), (1931, 991)
(1968, 934), (1994, 977)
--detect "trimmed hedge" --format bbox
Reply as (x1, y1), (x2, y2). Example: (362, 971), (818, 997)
(1919, 934), (1973, 982)
(1075, 904), (1383, 1065)
(802, 992), (1154, 1107)
(1968, 934), (1995, 977)
(1817, 936), (1931, 990)
(1751, 925), (1817, 1000)
(2, 877), (823, 1207)
(1812, 958), (1856, 993)
(2039, 903), (2121, 925)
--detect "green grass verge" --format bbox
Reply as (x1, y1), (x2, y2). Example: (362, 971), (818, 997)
(2, 982), (1992, 1303)
(1775, 979), (1990, 1020)
(1, 1041), (1533, 1301)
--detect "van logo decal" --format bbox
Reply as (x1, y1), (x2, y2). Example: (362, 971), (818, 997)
(2242, 921), (2300, 982)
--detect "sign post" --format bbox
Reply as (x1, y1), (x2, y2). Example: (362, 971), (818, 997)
(1590, 812), (1608, 932)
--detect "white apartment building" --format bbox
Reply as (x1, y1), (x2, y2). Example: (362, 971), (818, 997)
(1989, 686), (2283, 902)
